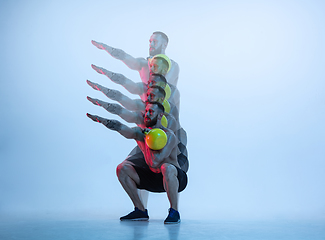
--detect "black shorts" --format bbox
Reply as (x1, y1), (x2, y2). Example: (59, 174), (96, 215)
(133, 164), (187, 193)
(125, 151), (147, 168)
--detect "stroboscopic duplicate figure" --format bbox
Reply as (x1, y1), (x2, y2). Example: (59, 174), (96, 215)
(87, 102), (187, 224)
(92, 31), (179, 86)
(89, 32), (188, 211)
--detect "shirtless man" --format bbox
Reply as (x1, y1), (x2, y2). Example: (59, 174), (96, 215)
(87, 102), (187, 223)
(90, 35), (187, 207)
(91, 31), (180, 86)
(86, 73), (179, 120)
(87, 85), (178, 132)
(86, 73), (188, 167)
(86, 76), (188, 171)
(91, 54), (180, 110)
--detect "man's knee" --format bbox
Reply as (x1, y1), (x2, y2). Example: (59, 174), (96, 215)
(161, 163), (177, 180)
(116, 161), (134, 178)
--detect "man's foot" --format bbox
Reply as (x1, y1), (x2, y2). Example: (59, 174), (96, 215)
(120, 207), (149, 221)
(164, 208), (180, 224)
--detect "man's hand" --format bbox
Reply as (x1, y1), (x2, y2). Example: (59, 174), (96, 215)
(87, 96), (122, 115)
(87, 80), (123, 101)
(87, 79), (104, 91)
(86, 113), (122, 131)
(142, 128), (150, 134)
(91, 40), (126, 60)
(87, 113), (106, 123)
(91, 64), (110, 76)
(91, 65), (126, 85)
(91, 40), (107, 50)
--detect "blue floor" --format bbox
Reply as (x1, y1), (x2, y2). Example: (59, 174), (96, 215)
(0, 218), (324, 240)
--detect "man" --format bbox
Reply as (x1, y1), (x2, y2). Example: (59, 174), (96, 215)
(86, 78), (188, 170)
(86, 73), (179, 120)
(149, 54), (170, 76)
(90, 37), (187, 207)
(92, 31), (180, 86)
(87, 102), (187, 223)
(86, 72), (188, 173)
(87, 85), (178, 132)
(91, 54), (180, 110)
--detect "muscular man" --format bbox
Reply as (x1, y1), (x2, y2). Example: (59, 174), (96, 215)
(87, 85), (178, 132)
(86, 73), (179, 120)
(86, 78), (188, 171)
(86, 74), (188, 169)
(90, 35), (187, 207)
(87, 102), (187, 223)
(91, 54), (180, 110)
(92, 31), (180, 86)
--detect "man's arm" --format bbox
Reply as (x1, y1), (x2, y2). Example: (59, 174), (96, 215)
(87, 96), (143, 125)
(92, 40), (148, 71)
(91, 65), (145, 96)
(153, 130), (177, 163)
(139, 130), (177, 169)
(139, 115), (178, 169)
(87, 80), (145, 111)
(87, 113), (144, 140)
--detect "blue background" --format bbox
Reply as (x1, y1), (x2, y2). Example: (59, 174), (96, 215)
(1, 0), (324, 221)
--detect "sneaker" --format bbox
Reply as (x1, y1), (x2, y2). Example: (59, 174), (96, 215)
(164, 208), (180, 224)
(120, 207), (149, 221)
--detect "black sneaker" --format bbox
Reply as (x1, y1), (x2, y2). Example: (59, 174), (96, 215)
(120, 207), (149, 221)
(164, 208), (180, 224)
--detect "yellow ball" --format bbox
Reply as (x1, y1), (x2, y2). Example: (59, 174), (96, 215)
(165, 84), (171, 100)
(161, 115), (168, 128)
(145, 128), (167, 150)
(162, 99), (170, 113)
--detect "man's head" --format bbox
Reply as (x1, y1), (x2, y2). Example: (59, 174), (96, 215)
(146, 86), (166, 103)
(149, 54), (171, 75)
(147, 73), (167, 89)
(144, 101), (165, 128)
(149, 31), (169, 56)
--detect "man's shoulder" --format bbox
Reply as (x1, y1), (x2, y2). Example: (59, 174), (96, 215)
(131, 126), (143, 131)
(135, 81), (146, 89)
(135, 57), (148, 65)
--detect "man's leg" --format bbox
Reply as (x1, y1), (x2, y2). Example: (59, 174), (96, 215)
(139, 190), (149, 209)
(116, 161), (149, 221)
(121, 149), (150, 209)
(160, 163), (181, 224)
(116, 162), (145, 211)
(160, 163), (179, 210)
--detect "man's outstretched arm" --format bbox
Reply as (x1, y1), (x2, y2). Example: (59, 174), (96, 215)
(87, 96), (143, 125)
(92, 40), (147, 71)
(87, 80), (144, 111)
(87, 113), (144, 140)
(91, 64), (144, 96)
